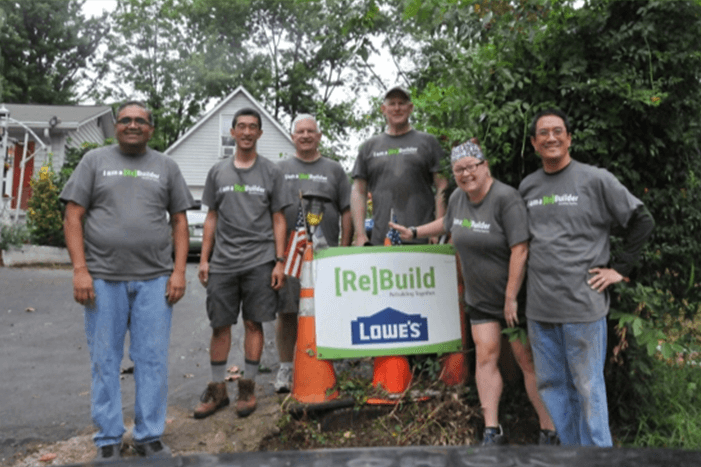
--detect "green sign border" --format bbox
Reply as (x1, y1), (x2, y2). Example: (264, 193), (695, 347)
(317, 339), (463, 360)
(315, 244), (456, 259)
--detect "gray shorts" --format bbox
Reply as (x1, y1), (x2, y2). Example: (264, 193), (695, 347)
(206, 262), (278, 328)
(277, 275), (301, 314)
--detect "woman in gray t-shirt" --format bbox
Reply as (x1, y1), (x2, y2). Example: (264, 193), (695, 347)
(390, 140), (556, 446)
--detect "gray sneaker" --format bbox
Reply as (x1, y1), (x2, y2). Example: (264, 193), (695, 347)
(274, 365), (293, 393)
(134, 440), (172, 458)
(481, 425), (507, 446)
(95, 443), (121, 462)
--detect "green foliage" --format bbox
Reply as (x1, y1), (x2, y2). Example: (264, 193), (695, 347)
(26, 164), (65, 247)
(57, 141), (105, 190)
(0, 0), (109, 104)
(397, 0), (701, 443)
(0, 223), (29, 250)
(625, 358), (701, 448)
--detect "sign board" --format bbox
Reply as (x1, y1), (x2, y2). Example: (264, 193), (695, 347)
(314, 245), (462, 359)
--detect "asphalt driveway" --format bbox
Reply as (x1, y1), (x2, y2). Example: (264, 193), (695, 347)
(0, 262), (279, 463)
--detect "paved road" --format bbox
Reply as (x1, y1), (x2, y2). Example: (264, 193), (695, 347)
(0, 262), (279, 463)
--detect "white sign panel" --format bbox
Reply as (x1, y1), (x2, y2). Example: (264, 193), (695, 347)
(314, 245), (462, 359)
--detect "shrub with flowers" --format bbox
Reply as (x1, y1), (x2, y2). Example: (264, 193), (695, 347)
(26, 163), (65, 247)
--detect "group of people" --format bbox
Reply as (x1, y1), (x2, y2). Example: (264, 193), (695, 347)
(60, 84), (653, 461)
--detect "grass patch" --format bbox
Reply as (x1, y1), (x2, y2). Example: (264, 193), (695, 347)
(626, 358), (701, 449)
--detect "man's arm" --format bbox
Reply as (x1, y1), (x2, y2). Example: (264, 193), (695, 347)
(340, 209), (352, 247)
(351, 178), (369, 246)
(271, 210), (287, 290)
(504, 242), (528, 328)
(198, 209), (218, 287)
(167, 211), (188, 305)
(434, 172), (448, 219)
(589, 205), (655, 292)
(431, 172), (448, 243)
(64, 201), (94, 306)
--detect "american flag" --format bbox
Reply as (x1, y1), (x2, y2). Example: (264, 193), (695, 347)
(385, 208), (402, 246)
(283, 203), (307, 278)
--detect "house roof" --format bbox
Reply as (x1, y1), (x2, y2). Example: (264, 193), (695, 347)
(165, 86), (293, 154)
(0, 103), (113, 130)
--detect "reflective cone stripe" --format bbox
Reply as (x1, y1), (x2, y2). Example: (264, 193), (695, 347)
(292, 243), (338, 403)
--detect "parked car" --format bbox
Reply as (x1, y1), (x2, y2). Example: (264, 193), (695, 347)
(186, 208), (207, 256)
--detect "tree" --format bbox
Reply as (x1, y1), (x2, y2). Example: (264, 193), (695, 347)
(186, 0), (388, 158)
(0, 0), (109, 104)
(397, 0), (701, 438)
(95, 0), (217, 151)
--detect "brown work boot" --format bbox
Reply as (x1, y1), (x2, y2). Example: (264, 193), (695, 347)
(235, 378), (257, 417)
(193, 382), (229, 419)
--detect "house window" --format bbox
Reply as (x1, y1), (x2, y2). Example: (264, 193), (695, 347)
(220, 115), (235, 158)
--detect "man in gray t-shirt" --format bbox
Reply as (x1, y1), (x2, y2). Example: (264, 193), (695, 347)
(272, 114), (351, 393)
(194, 107), (291, 420)
(519, 109), (654, 447)
(351, 85), (447, 245)
(61, 101), (194, 461)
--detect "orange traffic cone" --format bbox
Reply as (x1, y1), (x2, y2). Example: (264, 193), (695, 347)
(366, 232), (414, 405)
(439, 281), (469, 386)
(366, 355), (413, 405)
(291, 244), (339, 404)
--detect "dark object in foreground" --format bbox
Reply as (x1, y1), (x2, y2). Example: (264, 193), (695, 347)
(63, 445), (701, 467)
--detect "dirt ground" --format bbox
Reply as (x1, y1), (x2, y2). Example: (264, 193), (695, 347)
(8, 357), (549, 467)
(7, 391), (286, 467)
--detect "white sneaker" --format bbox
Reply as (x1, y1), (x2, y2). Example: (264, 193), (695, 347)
(274, 365), (292, 393)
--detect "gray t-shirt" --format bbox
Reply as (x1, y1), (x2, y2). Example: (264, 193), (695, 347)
(60, 145), (194, 281)
(352, 130), (444, 245)
(518, 160), (644, 323)
(444, 180), (529, 317)
(278, 156), (350, 247)
(202, 155), (292, 274)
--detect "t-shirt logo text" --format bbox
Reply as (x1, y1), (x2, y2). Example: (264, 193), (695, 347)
(453, 218), (490, 233)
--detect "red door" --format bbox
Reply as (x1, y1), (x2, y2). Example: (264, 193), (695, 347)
(11, 142), (34, 210)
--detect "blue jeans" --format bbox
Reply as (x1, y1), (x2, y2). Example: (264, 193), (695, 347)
(85, 276), (172, 447)
(527, 318), (612, 447)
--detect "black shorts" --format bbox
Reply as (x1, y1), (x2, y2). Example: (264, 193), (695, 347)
(467, 305), (527, 330)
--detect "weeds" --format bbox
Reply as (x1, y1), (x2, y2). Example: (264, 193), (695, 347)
(0, 222), (29, 250)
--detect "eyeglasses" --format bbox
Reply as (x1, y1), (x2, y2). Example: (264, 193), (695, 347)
(117, 117), (151, 126)
(452, 160), (485, 175)
(537, 127), (565, 137)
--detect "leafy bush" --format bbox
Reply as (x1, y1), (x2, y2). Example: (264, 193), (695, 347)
(26, 164), (64, 247)
(0, 222), (29, 250)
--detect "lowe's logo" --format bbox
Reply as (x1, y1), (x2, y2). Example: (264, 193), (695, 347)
(351, 307), (428, 345)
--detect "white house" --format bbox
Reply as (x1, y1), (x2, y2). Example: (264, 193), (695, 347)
(165, 86), (295, 202)
(0, 103), (114, 213)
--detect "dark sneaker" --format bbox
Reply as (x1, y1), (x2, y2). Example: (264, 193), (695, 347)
(194, 381), (229, 419)
(95, 443), (121, 462)
(273, 365), (292, 393)
(134, 440), (171, 458)
(236, 378), (257, 417)
(481, 425), (507, 446)
(539, 429), (560, 445)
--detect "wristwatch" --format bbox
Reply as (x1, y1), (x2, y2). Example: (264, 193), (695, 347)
(276, 256), (286, 263)
(409, 226), (418, 239)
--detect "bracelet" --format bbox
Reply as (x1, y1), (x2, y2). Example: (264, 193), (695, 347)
(409, 226), (417, 239)
(276, 256), (285, 263)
